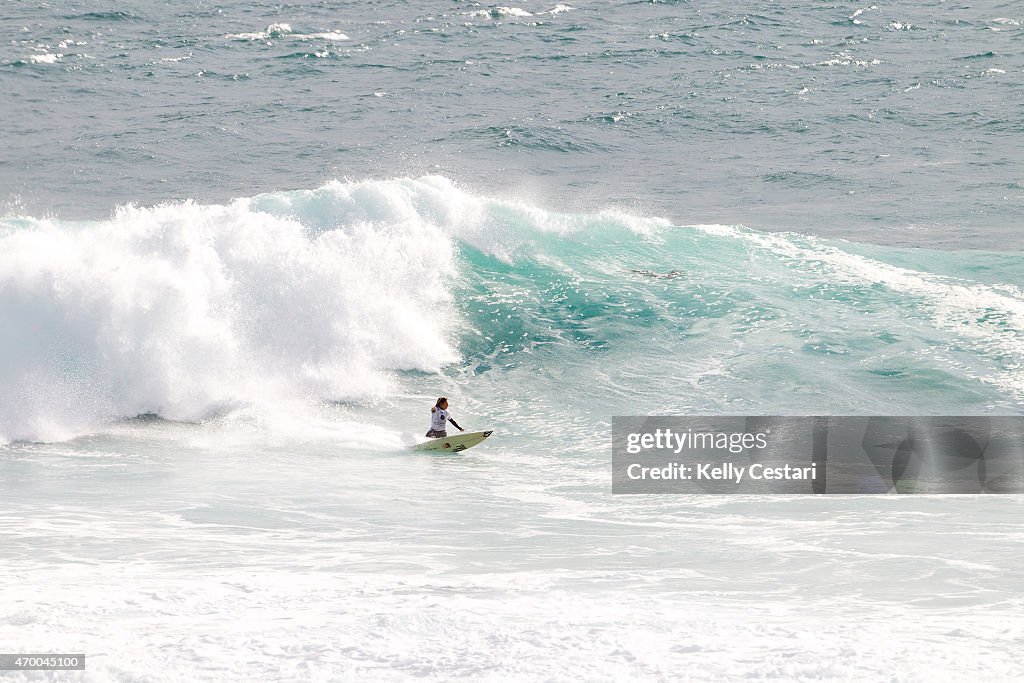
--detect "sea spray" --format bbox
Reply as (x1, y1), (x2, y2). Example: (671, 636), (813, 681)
(0, 181), (474, 443)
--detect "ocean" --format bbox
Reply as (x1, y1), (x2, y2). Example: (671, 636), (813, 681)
(1, 1), (1022, 680)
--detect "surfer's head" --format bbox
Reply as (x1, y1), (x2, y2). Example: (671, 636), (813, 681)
(434, 397), (448, 411)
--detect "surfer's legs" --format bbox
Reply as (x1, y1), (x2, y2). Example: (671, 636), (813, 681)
(426, 429), (447, 438)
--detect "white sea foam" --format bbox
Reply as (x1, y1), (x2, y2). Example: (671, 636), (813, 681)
(0, 180), (475, 443)
(27, 53), (62, 64)
(849, 5), (877, 23)
(154, 53), (192, 64)
(467, 7), (534, 19)
(226, 23), (294, 40)
(496, 7), (533, 17)
(813, 52), (881, 67)
(293, 31), (350, 42)
(227, 24), (348, 42)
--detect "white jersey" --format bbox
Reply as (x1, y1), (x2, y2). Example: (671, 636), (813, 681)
(431, 407), (449, 432)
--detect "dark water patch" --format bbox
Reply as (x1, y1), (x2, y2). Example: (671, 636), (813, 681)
(979, 119), (1024, 133)
(762, 171), (845, 188)
(275, 51), (338, 61)
(470, 124), (611, 154)
(756, 120), (812, 136)
(122, 413), (167, 424)
(516, 52), (595, 64)
(193, 70), (253, 81)
(868, 368), (907, 378)
(954, 51), (996, 60)
(66, 11), (140, 22)
(342, 61), (417, 72)
(651, 32), (700, 46)
(737, 14), (790, 29)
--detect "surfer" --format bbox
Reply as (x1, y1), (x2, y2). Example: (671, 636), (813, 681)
(426, 397), (465, 438)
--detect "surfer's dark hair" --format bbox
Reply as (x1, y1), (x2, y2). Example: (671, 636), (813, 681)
(433, 397), (447, 412)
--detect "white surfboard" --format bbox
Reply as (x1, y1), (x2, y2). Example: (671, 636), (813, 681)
(412, 430), (493, 453)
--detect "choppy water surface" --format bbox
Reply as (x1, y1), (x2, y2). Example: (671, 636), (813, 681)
(2, 1), (1023, 681)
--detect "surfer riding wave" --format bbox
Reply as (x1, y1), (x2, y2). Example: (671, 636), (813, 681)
(426, 397), (464, 438)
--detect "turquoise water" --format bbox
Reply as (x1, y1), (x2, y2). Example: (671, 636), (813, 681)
(2, 2), (1023, 681)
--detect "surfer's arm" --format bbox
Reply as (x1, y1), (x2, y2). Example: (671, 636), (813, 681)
(448, 417), (465, 431)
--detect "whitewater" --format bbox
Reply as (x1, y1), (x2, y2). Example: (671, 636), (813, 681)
(2, 0), (1024, 679)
